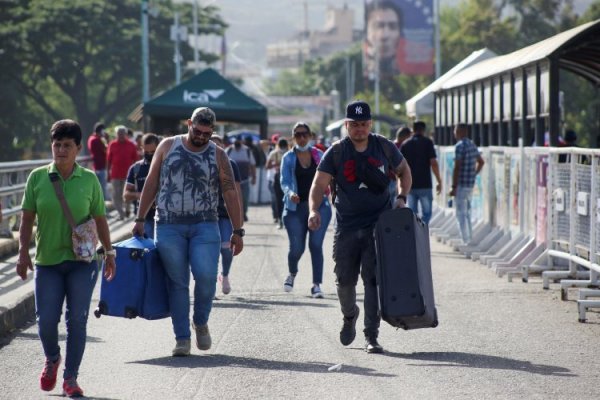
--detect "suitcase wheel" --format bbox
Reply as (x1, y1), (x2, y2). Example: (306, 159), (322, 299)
(94, 301), (107, 319)
(431, 309), (439, 328)
(124, 307), (138, 319)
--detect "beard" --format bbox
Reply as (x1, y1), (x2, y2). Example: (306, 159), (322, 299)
(189, 134), (208, 148)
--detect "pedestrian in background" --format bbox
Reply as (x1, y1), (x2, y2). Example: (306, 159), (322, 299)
(87, 122), (109, 201)
(16, 119), (116, 398)
(390, 125), (412, 202)
(107, 125), (138, 220)
(449, 123), (485, 244)
(226, 136), (256, 222)
(280, 122), (331, 298)
(123, 133), (161, 239)
(308, 100), (412, 353)
(210, 134), (243, 295)
(400, 120), (442, 224)
(266, 136), (288, 228)
(133, 107), (244, 357)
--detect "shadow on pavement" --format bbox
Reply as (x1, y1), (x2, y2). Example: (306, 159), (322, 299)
(383, 351), (575, 376)
(212, 297), (335, 310)
(11, 331), (105, 344)
(129, 354), (396, 378)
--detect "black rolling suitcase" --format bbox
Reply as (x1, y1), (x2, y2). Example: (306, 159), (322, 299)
(374, 207), (438, 330)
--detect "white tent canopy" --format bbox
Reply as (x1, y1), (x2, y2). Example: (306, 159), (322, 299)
(405, 48), (497, 118)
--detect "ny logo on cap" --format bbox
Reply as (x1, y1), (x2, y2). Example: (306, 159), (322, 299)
(355, 106), (363, 115)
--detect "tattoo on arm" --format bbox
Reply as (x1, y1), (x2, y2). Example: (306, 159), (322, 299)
(218, 149), (235, 193)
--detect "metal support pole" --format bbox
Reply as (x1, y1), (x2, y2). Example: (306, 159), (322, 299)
(434, 0), (441, 78)
(141, 0), (150, 103)
(174, 12), (181, 84)
(193, 0), (199, 73)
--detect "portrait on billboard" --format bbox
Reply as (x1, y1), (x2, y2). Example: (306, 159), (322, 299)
(363, 0), (434, 79)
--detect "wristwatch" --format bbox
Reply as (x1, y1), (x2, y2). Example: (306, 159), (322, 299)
(396, 194), (407, 202)
(232, 228), (245, 237)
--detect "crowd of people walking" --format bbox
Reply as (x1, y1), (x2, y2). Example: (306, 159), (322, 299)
(16, 100), (487, 397)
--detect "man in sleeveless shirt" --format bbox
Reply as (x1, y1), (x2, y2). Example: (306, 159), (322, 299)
(133, 107), (244, 357)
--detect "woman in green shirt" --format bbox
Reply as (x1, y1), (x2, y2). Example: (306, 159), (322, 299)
(16, 119), (116, 398)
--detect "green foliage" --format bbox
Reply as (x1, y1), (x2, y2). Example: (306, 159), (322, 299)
(0, 0), (226, 161)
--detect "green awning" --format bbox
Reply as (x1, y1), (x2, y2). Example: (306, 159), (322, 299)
(143, 68), (267, 125)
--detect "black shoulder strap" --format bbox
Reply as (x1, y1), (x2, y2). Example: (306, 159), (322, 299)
(329, 140), (343, 205)
(374, 134), (394, 167)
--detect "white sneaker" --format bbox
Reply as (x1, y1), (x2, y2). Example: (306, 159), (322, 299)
(220, 275), (231, 295)
(311, 285), (324, 298)
(283, 275), (295, 292)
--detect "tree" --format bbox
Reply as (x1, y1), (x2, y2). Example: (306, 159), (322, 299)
(0, 0), (226, 160)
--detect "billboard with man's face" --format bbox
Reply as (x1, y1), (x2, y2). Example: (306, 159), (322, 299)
(363, 0), (434, 79)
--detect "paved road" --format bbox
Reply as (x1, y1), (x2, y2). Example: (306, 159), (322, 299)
(1, 206), (599, 399)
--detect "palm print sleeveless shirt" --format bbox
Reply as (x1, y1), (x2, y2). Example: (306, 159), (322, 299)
(155, 136), (219, 224)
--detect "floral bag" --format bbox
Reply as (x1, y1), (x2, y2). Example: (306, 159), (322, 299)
(49, 172), (98, 263)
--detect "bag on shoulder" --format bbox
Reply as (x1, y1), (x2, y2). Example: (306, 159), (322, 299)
(49, 172), (99, 263)
(71, 218), (98, 262)
(353, 150), (389, 194)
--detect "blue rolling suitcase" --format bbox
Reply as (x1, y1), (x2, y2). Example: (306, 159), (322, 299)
(94, 236), (170, 320)
(374, 208), (438, 330)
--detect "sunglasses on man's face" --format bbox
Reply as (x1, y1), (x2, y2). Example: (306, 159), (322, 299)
(191, 127), (213, 137)
(294, 131), (310, 137)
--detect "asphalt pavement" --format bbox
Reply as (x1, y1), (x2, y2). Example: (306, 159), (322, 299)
(0, 205), (599, 399)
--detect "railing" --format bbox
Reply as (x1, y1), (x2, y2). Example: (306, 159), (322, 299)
(432, 144), (600, 321)
(0, 156), (93, 237)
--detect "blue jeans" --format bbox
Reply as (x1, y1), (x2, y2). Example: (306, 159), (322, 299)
(95, 169), (109, 201)
(240, 180), (250, 219)
(218, 218), (234, 276)
(155, 222), (220, 339)
(455, 186), (473, 243)
(34, 260), (99, 379)
(144, 219), (155, 240)
(283, 201), (331, 284)
(408, 188), (433, 224)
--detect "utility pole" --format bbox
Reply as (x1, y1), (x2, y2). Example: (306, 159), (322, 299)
(141, 0), (150, 103)
(193, 0), (199, 73)
(435, 0), (441, 78)
(374, 0), (381, 133)
(174, 12), (182, 84)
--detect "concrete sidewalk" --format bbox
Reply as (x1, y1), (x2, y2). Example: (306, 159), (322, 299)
(0, 213), (134, 337)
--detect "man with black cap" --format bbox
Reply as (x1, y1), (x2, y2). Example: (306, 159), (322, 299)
(308, 100), (412, 353)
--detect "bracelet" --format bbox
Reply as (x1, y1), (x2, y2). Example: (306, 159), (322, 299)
(104, 249), (116, 257)
(134, 217), (145, 223)
(396, 194), (407, 202)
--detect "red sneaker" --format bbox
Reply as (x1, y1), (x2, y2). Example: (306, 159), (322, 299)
(39, 356), (61, 391)
(62, 377), (84, 398)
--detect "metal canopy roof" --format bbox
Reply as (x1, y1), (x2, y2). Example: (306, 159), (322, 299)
(405, 48), (497, 117)
(441, 19), (600, 90)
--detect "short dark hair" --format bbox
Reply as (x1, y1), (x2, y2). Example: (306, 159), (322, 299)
(51, 119), (82, 145)
(396, 126), (411, 139)
(292, 122), (311, 135)
(278, 138), (289, 149)
(413, 120), (426, 133)
(365, 1), (404, 33)
(142, 133), (160, 146)
(93, 122), (105, 134)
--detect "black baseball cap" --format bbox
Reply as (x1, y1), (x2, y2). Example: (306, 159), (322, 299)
(345, 100), (372, 121)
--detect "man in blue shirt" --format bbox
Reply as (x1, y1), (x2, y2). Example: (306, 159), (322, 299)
(449, 124), (485, 244)
(400, 121), (442, 223)
(308, 100), (412, 354)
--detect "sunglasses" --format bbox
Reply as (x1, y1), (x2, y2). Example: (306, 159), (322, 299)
(191, 127), (213, 137)
(294, 130), (310, 137)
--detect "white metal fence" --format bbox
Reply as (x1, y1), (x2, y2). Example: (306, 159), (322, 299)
(432, 145), (600, 322)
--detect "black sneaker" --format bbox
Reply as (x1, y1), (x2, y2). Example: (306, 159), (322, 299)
(365, 336), (384, 354)
(339, 306), (359, 346)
